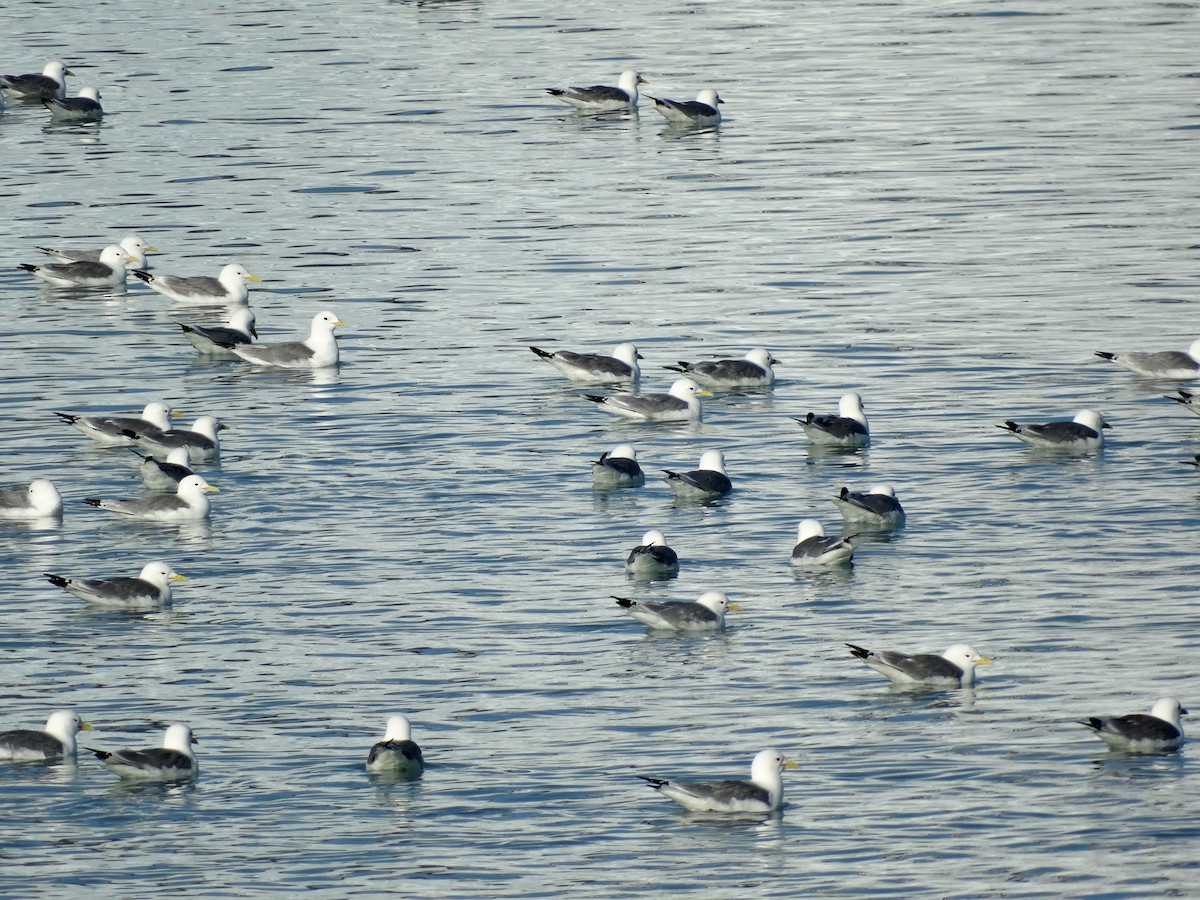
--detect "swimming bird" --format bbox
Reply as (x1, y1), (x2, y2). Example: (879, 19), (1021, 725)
(613, 590), (739, 632)
(1165, 388), (1200, 417)
(219, 311), (344, 368)
(125, 415), (225, 462)
(132, 447), (194, 491)
(366, 715), (425, 778)
(45, 561), (186, 610)
(584, 378), (709, 423)
(39, 234), (155, 271)
(547, 70), (646, 111)
(83, 473), (218, 522)
(663, 449), (732, 502)
(639, 749), (798, 814)
(0, 479), (62, 519)
(790, 520), (854, 567)
(55, 402), (174, 447)
(90, 723), (198, 781)
(43, 86), (102, 121)
(649, 88), (723, 126)
(831, 485), (906, 530)
(1079, 697), (1187, 752)
(664, 348), (776, 388)
(591, 444), (645, 488)
(1, 60), (71, 101)
(132, 263), (259, 304)
(997, 409), (1110, 453)
(845, 642), (992, 687)
(530, 342), (641, 383)
(178, 306), (258, 356)
(19, 244), (130, 287)
(0, 710), (92, 761)
(625, 529), (679, 579)
(794, 392), (870, 448)
(1095, 339), (1200, 379)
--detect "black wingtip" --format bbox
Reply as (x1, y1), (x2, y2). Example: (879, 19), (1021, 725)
(82, 499), (102, 508)
(529, 346), (553, 360)
(178, 323), (195, 335)
(845, 643), (870, 660)
(1079, 718), (1103, 732)
(837, 486), (850, 500)
(998, 421), (1020, 433)
(1094, 351), (1116, 361)
(662, 364), (686, 374)
(131, 269), (152, 283)
(582, 395), (606, 404)
(18, 263), (38, 273)
(53, 411), (77, 424)
(612, 596), (634, 609)
(44, 573), (69, 589)
(662, 470), (680, 480)
(636, 775), (668, 789)
(85, 748), (111, 761)
(213, 340), (238, 350)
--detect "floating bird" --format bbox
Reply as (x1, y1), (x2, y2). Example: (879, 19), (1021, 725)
(649, 88), (723, 126)
(1079, 697), (1187, 752)
(19, 244), (130, 287)
(547, 70), (646, 111)
(89, 723), (198, 781)
(366, 715), (425, 778)
(125, 415), (225, 462)
(794, 392), (870, 448)
(845, 642), (992, 687)
(1165, 389), (1200, 417)
(591, 444), (645, 488)
(530, 342), (641, 383)
(625, 529), (679, 579)
(178, 306), (258, 356)
(84, 473), (217, 522)
(55, 401), (174, 447)
(639, 749), (798, 814)
(997, 409), (1110, 453)
(1, 60), (71, 101)
(0, 479), (62, 519)
(663, 449), (732, 502)
(1095, 339), (1200, 379)
(45, 561), (186, 610)
(0, 710), (92, 762)
(664, 348), (776, 388)
(613, 590), (739, 632)
(790, 520), (854, 567)
(218, 310), (344, 368)
(131, 447), (194, 491)
(584, 378), (709, 423)
(39, 234), (155, 271)
(43, 86), (102, 121)
(132, 263), (259, 304)
(831, 485), (906, 530)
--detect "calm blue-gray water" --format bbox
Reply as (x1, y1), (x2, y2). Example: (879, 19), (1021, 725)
(1, 0), (1197, 896)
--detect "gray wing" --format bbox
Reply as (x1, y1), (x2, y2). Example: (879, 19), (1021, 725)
(597, 456), (643, 477)
(1091, 714), (1182, 742)
(876, 650), (963, 680)
(367, 739), (424, 767)
(555, 351), (633, 378)
(1, 73), (59, 98)
(1126, 350), (1200, 372)
(0, 485), (30, 509)
(612, 393), (689, 415)
(656, 98), (719, 119)
(141, 457), (192, 486)
(181, 323), (251, 345)
(41, 259), (118, 281)
(0, 728), (64, 758)
(152, 274), (226, 298)
(692, 359), (766, 380)
(679, 779), (770, 806)
(838, 490), (901, 516)
(39, 246), (101, 263)
(141, 429), (216, 452)
(234, 341), (315, 365)
(101, 494), (190, 515)
(802, 414), (868, 439)
(47, 97), (101, 114)
(74, 576), (161, 603)
(627, 545), (679, 567)
(1022, 421), (1098, 443)
(670, 470), (732, 494)
(554, 84), (631, 104)
(111, 747), (193, 771)
(637, 601), (718, 626)
(792, 535), (850, 558)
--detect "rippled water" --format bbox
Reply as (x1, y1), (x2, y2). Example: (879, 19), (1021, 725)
(2, 0), (1198, 896)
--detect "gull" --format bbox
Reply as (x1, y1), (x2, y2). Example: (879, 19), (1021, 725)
(1165, 389), (1200, 417)
(132, 263), (259, 304)
(648, 88), (723, 126)
(547, 70), (646, 111)
(219, 311), (344, 368)
(43, 86), (102, 121)
(1095, 338), (1200, 379)
(1079, 697), (1187, 752)
(1, 60), (71, 101)
(19, 244), (131, 287)
(613, 591), (739, 632)
(39, 234), (155, 271)
(794, 392), (870, 448)
(639, 749), (799, 814)
(178, 306), (258, 356)
(997, 410), (1110, 453)
(0, 479), (62, 519)
(831, 485), (906, 530)
(591, 444), (645, 488)
(664, 348), (776, 388)
(845, 642), (992, 687)
(0, 710), (92, 761)
(663, 449), (732, 502)
(89, 723), (198, 781)
(131, 447), (194, 491)
(125, 415), (225, 462)
(584, 378), (709, 422)
(625, 529), (679, 579)
(55, 401), (174, 447)
(366, 715), (425, 778)
(530, 342), (641, 383)
(45, 561), (186, 610)
(84, 473), (218, 522)
(790, 520), (854, 567)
